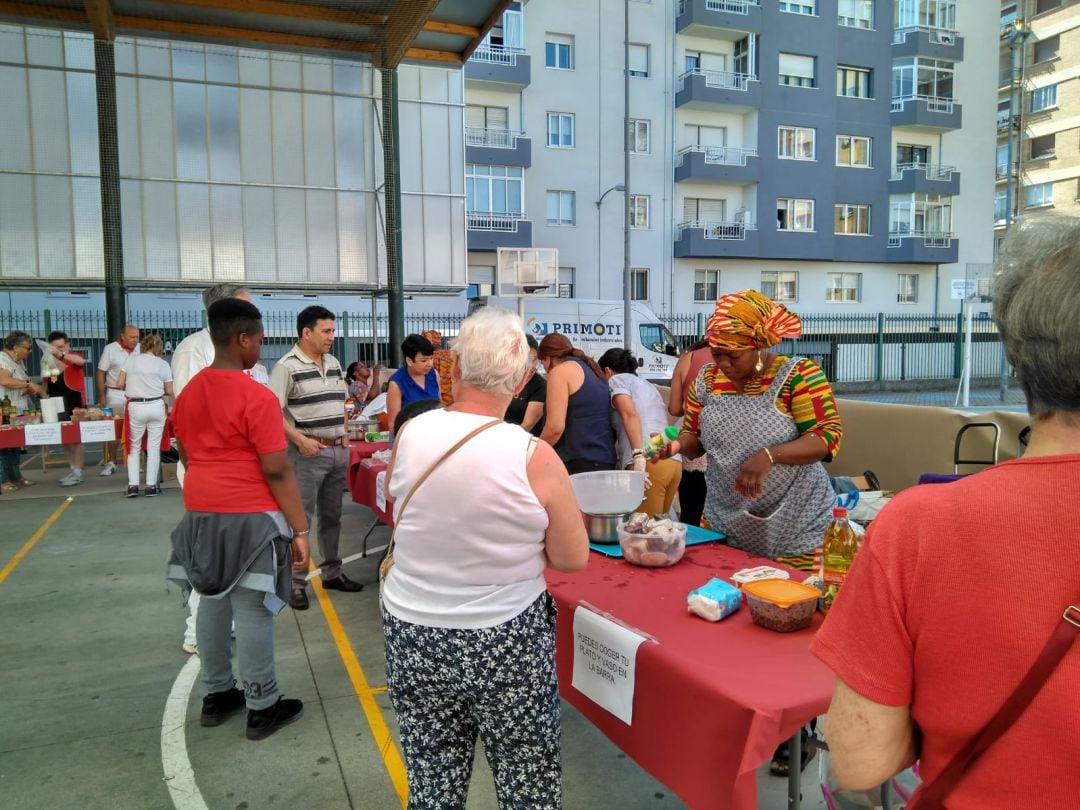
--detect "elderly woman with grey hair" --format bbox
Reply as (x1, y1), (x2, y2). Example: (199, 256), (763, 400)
(381, 307), (589, 809)
(0, 331), (47, 491)
(810, 218), (1080, 807)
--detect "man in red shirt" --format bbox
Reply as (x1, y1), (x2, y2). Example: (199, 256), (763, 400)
(811, 220), (1080, 808)
(169, 298), (312, 741)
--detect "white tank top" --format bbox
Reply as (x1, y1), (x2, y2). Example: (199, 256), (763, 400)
(381, 409), (550, 629)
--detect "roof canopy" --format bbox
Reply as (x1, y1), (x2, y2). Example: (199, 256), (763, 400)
(0, 0), (512, 67)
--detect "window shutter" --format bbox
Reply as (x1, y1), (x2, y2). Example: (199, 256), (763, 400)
(779, 53), (814, 79)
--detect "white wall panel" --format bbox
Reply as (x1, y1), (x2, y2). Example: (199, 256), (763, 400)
(337, 192), (367, 283)
(334, 96), (364, 189)
(171, 44), (205, 82)
(400, 194), (423, 284)
(306, 190), (338, 283)
(136, 41), (171, 78)
(26, 29), (63, 67)
(238, 49), (270, 86)
(62, 33), (94, 71)
(174, 82), (209, 180)
(120, 179), (145, 279)
(421, 196), (453, 285)
(302, 58), (332, 93)
(303, 93), (335, 187)
(138, 79), (175, 177)
(270, 54), (302, 90)
(332, 60), (363, 96)
(206, 48), (240, 84)
(271, 92), (304, 185)
(0, 67), (31, 171)
(397, 102), (422, 192)
(115, 75), (141, 176)
(177, 183), (212, 280)
(210, 185), (245, 280)
(242, 186), (277, 282)
(0, 25), (26, 63)
(29, 69), (70, 173)
(67, 72), (100, 175)
(0, 174), (37, 277)
(114, 38), (136, 74)
(72, 177), (102, 278)
(420, 104), (451, 195)
(208, 85), (241, 182)
(239, 88), (273, 183)
(35, 175), (74, 277)
(141, 181), (179, 279)
(274, 187), (307, 282)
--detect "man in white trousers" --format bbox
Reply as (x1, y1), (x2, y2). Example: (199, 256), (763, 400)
(172, 283), (251, 654)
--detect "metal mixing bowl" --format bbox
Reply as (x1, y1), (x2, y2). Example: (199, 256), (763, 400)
(582, 512), (631, 545)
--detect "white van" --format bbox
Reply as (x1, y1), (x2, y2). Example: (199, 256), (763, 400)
(469, 297), (681, 381)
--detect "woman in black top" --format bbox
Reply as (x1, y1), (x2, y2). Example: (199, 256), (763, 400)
(503, 334), (546, 437)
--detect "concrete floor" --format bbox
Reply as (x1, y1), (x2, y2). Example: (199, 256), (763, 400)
(0, 455), (827, 810)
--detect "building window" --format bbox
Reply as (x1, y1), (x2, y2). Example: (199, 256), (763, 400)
(994, 192), (1008, 223)
(777, 198), (815, 231)
(892, 57), (955, 100)
(826, 272), (862, 303)
(834, 203), (871, 235)
(545, 34), (574, 70)
(778, 126), (816, 160)
(465, 105), (510, 131)
(897, 273), (919, 305)
(896, 142), (929, 166)
(837, 66), (872, 98)
(630, 195), (650, 228)
(1024, 182), (1054, 208)
(779, 53), (816, 87)
(628, 44), (650, 78)
(545, 190), (576, 226)
(1031, 84), (1057, 113)
(631, 268), (649, 300)
(466, 164), (523, 215)
(483, 9), (523, 50)
(779, 0), (815, 15)
(836, 135), (872, 167)
(1037, 0), (1061, 13)
(558, 267), (575, 298)
(898, 0), (956, 29)
(694, 269), (719, 302)
(1029, 133), (1055, 161)
(629, 119), (650, 153)
(547, 112), (575, 148)
(761, 271), (798, 303)
(1034, 35), (1059, 63)
(837, 0), (873, 28)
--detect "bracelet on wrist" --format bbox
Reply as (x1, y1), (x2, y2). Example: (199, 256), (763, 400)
(762, 447), (775, 465)
(293, 529), (310, 537)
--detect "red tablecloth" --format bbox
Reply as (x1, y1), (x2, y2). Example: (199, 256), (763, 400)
(348, 458), (394, 526)
(544, 545), (834, 810)
(347, 440), (390, 501)
(0, 418), (119, 449)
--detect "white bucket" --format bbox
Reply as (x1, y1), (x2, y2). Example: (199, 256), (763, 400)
(40, 397), (65, 423)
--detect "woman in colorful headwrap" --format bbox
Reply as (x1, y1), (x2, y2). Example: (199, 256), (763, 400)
(658, 289), (842, 566)
(422, 329), (455, 406)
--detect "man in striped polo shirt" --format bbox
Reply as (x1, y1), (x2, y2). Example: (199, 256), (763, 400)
(269, 305), (362, 611)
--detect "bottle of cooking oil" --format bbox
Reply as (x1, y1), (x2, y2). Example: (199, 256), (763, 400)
(821, 506), (859, 615)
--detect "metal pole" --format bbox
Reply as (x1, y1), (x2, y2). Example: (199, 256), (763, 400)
(961, 299), (972, 408)
(999, 41), (1023, 401)
(623, 0), (632, 351)
(94, 39), (126, 338)
(380, 68), (405, 367)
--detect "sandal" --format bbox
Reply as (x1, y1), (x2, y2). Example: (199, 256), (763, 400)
(16, 478), (35, 487)
(770, 729), (815, 776)
(1, 483), (18, 493)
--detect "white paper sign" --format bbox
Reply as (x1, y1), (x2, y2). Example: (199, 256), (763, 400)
(571, 605), (648, 725)
(23, 422), (62, 446)
(951, 279), (975, 300)
(78, 420), (117, 443)
(375, 470), (387, 514)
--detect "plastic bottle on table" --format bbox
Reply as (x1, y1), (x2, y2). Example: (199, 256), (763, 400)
(821, 506), (859, 615)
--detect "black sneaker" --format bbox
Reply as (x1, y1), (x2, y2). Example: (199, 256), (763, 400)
(200, 687), (246, 727)
(246, 697), (304, 741)
(145, 485), (161, 497)
(126, 486), (140, 498)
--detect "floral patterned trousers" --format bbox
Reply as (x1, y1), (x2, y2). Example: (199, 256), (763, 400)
(382, 593), (562, 809)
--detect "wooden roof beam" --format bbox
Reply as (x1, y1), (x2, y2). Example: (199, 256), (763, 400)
(374, 0), (441, 70)
(148, 0), (386, 29)
(422, 20), (478, 38)
(84, 0), (115, 40)
(0, 1), (85, 26)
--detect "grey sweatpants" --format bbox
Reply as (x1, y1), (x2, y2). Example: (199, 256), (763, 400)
(288, 444), (347, 588)
(197, 585), (279, 710)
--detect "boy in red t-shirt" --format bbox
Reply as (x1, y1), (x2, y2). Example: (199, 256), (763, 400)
(168, 298), (312, 741)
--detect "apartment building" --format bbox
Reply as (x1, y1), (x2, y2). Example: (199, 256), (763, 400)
(997, 0), (1080, 243)
(464, 0), (996, 315)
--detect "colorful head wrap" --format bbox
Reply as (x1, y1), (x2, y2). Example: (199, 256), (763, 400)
(422, 329), (443, 348)
(706, 289), (802, 350)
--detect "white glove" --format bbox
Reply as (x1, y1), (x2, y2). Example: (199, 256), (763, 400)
(632, 453), (647, 473)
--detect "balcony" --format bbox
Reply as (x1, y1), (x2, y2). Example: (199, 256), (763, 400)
(466, 212), (532, 251)
(674, 145), (759, 185)
(464, 128), (532, 168)
(889, 163), (960, 195)
(885, 232), (958, 263)
(675, 69), (760, 112)
(890, 95), (962, 130)
(464, 46), (531, 89)
(892, 26), (965, 60)
(674, 220), (758, 258)
(676, 0), (761, 39)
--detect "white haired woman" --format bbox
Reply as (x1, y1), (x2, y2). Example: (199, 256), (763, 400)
(381, 307), (589, 809)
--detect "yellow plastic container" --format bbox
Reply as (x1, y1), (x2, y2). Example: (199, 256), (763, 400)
(741, 578), (820, 633)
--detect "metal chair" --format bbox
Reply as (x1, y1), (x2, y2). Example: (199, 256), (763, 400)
(917, 422), (1001, 485)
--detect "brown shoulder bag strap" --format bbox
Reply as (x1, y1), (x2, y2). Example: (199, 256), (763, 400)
(914, 603), (1080, 808)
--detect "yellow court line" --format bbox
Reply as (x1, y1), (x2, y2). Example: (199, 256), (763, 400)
(310, 574), (409, 807)
(0, 496), (74, 586)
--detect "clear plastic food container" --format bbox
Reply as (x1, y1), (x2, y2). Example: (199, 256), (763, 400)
(617, 521), (687, 567)
(741, 578), (820, 633)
